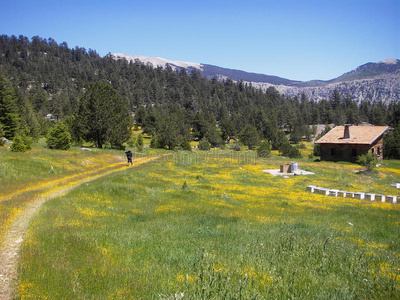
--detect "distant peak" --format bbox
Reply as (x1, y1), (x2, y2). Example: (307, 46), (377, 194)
(112, 53), (202, 70)
(378, 58), (398, 64)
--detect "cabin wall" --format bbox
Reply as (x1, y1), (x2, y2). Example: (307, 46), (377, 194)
(369, 136), (384, 161)
(320, 143), (372, 163)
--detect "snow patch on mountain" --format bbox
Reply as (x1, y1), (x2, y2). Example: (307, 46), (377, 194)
(112, 53), (203, 70)
(379, 58), (398, 64)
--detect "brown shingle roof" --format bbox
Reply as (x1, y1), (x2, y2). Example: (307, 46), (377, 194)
(315, 126), (389, 145)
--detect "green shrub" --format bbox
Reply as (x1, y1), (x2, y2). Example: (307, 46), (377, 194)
(127, 135), (136, 148)
(0, 123), (5, 146)
(299, 142), (306, 149)
(257, 141), (271, 158)
(21, 134), (33, 150)
(231, 142), (241, 151)
(238, 124), (260, 150)
(10, 135), (27, 152)
(150, 135), (159, 148)
(279, 142), (301, 158)
(313, 143), (320, 156)
(279, 142), (292, 156)
(198, 138), (210, 151)
(136, 134), (144, 151)
(384, 125), (400, 159)
(180, 138), (192, 151)
(46, 121), (71, 150)
(289, 146), (302, 158)
(357, 153), (378, 170)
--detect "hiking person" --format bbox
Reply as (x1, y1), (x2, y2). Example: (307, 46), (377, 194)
(125, 149), (133, 166)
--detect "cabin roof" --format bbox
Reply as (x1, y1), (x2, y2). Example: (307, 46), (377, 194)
(315, 126), (389, 145)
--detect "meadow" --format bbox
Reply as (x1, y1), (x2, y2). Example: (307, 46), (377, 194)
(1, 143), (400, 299)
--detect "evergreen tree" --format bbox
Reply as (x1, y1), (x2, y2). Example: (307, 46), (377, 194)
(330, 89), (342, 109)
(157, 116), (181, 150)
(75, 83), (131, 148)
(0, 73), (20, 139)
(219, 114), (236, 141)
(29, 85), (48, 112)
(46, 121), (71, 150)
(290, 122), (304, 144)
(20, 98), (41, 140)
(271, 130), (288, 151)
(0, 34), (395, 149)
(136, 133), (144, 151)
(192, 112), (209, 140)
(0, 123), (5, 146)
(238, 125), (260, 150)
(198, 138), (211, 151)
(279, 141), (301, 158)
(127, 133), (136, 148)
(134, 107), (147, 128)
(10, 134), (27, 152)
(180, 138), (192, 151)
(257, 141), (271, 158)
(142, 110), (158, 136)
(384, 126), (400, 159)
(205, 126), (224, 148)
(150, 135), (159, 148)
(20, 131), (33, 150)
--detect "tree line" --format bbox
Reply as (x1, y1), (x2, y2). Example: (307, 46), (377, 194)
(0, 34), (399, 158)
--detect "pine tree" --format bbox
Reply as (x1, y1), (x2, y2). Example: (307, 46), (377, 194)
(198, 138), (210, 151)
(157, 117), (181, 150)
(75, 83), (131, 148)
(136, 133), (144, 151)
(127, 134), (136, 148)
(384, 125), (400, 159)
(0, 123), (5, 146)
(180, 138), (192, 151)
(46, 121), (71, 150)
(20, 98), (41, 140)
(10, 134), (27, 152)
(0, 73), (20, 139)
(257, 141), (271, 158)
(238, 125), (260, 150)
(205, 126), (224, 148)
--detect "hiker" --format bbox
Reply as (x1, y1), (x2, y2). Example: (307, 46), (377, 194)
(125, 149), (133, 165)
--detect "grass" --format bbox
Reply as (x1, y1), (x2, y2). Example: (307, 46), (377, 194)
(0, 140), (162, 246)
(0, 140), (124, 198)
(1, 143), (399, 299)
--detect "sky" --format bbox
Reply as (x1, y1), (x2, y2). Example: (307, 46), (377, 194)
(0, 0), (399, 81)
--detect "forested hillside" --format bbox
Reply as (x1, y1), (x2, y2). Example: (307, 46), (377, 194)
(1, 35), (399, 156)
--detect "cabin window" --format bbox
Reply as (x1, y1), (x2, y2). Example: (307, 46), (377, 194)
(331, 148), (336, 156)
(377, 147), (381, 156)
(351, 149), (357, 157)
(371, 148), (375, 154)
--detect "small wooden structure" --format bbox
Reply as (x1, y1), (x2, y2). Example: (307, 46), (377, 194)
(280, 162), (298, 174)
(315, 125), (388, 162)
(280, 164), (290, 173)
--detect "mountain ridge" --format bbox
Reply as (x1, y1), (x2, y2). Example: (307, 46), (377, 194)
(112, 53), (400, 103)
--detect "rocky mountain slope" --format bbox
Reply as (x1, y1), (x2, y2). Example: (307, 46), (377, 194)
(113, 54), (400, 103)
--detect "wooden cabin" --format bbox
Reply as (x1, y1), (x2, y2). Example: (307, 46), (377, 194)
(315, 125), (389, 162)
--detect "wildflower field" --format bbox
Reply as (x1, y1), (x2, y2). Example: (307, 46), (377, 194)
(1, 144), (400, 299)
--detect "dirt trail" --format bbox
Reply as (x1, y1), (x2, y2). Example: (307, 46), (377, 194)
(0, 155), (164, 300)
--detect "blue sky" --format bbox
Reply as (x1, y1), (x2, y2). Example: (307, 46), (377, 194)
(1, 0), (399, 81)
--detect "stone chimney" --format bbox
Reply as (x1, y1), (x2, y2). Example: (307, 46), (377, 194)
(344, 124), (351, 139)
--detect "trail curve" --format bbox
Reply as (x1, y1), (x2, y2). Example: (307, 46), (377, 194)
(0, 155), (166, 299)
